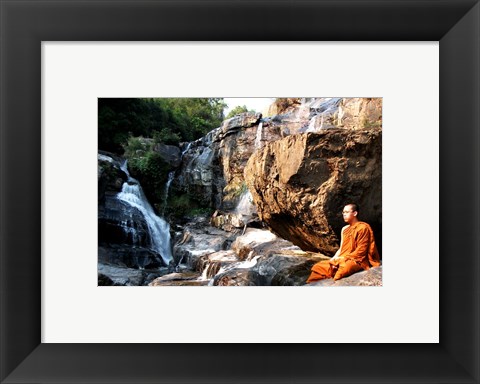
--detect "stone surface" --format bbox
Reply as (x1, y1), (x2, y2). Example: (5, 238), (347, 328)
(153, 143), (182, 168)
(231, 228), (278, 260)
(171, 216), (239, 268)
(208, 228), (330, 286)
(149, 271), (206, 286)
(98, 263), (147, 286)
(244, 129), (382, 255)
(338, 98), (383, 130)
(98, 245), (163, 269)
(309, 266), (383, 286)
(98, 195), (152, 248)
(98, 152), (127, 203)
(173, 112), (283, 212)
(251, 254), (325, 286)
(263, 98), (382, 135)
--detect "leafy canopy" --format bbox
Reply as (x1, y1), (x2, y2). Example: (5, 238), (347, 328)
(98, 98), (227, 153)
(226, 105), (254, 119)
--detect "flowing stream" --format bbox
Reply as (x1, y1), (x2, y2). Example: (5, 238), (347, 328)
(117, 161), (173, 266)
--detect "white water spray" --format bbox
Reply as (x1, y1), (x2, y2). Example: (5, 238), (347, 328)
(181, 142), (192, 156)
(254, 121), (263, 149)
(117, 161), (173, 265)
(235, 190), (256, 217)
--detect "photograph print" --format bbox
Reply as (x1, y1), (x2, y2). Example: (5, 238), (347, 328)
(98, 97), (382, 286)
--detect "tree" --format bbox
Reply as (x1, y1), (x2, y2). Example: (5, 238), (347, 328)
(98, 98), (227, 154)
(226, 105), (253, 119)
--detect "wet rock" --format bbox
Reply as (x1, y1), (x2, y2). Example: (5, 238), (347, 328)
(209, 228), (329, 286)
(172, 219), (238, 268)
(98, 196), (151, 248)
(212, 269), (256, 286)
(149, 271), (205, 286)
(173, 134), (224, 208)
(231, 228), (278, 260)
(195, 250), (239, 279)
(98, 245), (164, 269)
(98, 263), (146, 286)
(174, 112), (282, 212)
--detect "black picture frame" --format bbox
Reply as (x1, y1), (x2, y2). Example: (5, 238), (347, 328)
(1, 0), (478, 383)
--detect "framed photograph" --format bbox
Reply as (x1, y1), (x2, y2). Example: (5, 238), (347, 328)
(1, 1), (478, 383)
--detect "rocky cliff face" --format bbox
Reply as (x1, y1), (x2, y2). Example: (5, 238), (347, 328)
(244, 129), (382, 255)
(173, 112), (282, 218)
(263, 97), (382, 132)
(174, 97), (382, 249)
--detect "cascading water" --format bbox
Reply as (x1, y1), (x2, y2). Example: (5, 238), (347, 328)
(162, 170), (176, 215)
(254, 121), (263, 149)
(117, 161), (173, 266)
(235, 190), (256, 217)
(181, 142), (192, 156)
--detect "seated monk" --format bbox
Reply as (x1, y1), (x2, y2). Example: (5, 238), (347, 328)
(306, 203), (380, 283)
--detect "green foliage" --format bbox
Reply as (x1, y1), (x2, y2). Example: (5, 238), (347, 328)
(226, 105), (252, 119)
(234, 182), (248, 198)
(223, 180), (248, 202)
(124, 136), (153, 157)
(167, 192), (213, 218)
(127, 151), (171, 204)
(98, 98), (227, 154)
(361, 117), (382, 129)
(153, 129), (181, 146)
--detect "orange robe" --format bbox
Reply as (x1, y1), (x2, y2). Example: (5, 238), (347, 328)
(307, 221), (380, 283)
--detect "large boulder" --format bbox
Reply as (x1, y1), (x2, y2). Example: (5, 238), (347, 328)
(153, 143), (182, 168)
(244, 129), (382, 255)
(98, 152), (127, 203)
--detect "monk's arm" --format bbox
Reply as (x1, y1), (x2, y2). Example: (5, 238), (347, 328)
(344, 226), (371, 262)
(331, 226), (347, 260)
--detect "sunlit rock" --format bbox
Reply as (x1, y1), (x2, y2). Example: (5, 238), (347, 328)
(244, 129), (382, 255)
(308, 266), (383, 286)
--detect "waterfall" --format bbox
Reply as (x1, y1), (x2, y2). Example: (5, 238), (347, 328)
(117, 161), (173, 266)
(162, 171), (175, 215)
(254, 121), (263, 149)
(235, 190), (255, 217)
(181, 142), (192, 156)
